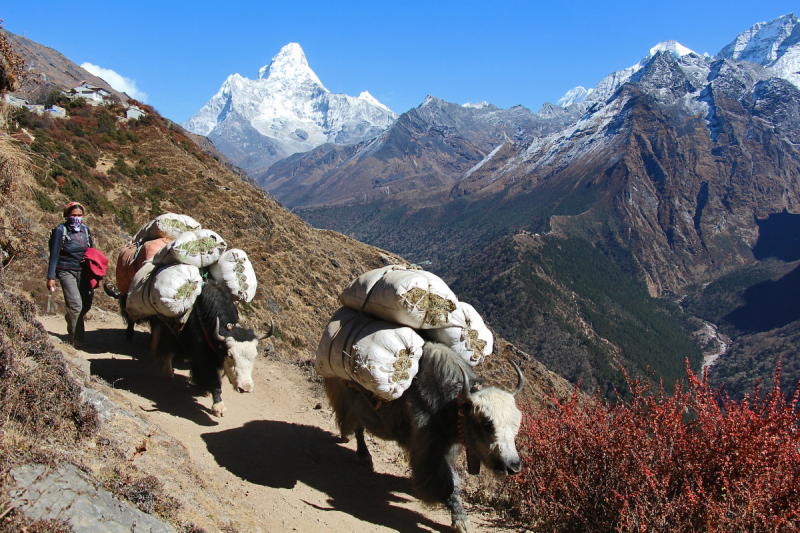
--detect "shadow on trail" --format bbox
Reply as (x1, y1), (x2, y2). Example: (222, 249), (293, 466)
(203, 421), (450, 533)
(50, 322), (220, 427)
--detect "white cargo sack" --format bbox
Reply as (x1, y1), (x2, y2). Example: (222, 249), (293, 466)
(153, 229), (227, 268)
(134, 213), (201, 243)
(316, 307), (425, 401)
(339, 266), (458, 329)
(149, 264), (203, 317)
(422, 302), (493, 366)
(209, 249), (257, 302)
(126, 262), (158, 320)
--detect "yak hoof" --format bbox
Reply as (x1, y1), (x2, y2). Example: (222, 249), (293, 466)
(339, 435), (351, 444)
(451, 518), (472, 533)
(212, 402), (226, 417)
(358, 455), (374, 471)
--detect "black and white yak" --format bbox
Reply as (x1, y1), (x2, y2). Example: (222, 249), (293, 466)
(113, 279), (273, 417)
(325, 342), (524, 533)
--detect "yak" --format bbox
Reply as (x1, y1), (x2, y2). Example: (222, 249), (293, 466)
(325, 342), (524, 533)
(111, 279), (273, 417)
(152, 279), (273, 417)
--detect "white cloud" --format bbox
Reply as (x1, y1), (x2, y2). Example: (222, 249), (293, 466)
(80, 62), (148, 102)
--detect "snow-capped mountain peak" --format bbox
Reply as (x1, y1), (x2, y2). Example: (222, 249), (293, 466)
(257, 43), (325, 90)
(358, 91), (391, 112)
(182, 43), (397, 174)
(641, 40), (696, 65)
(557, 86), (593, 107)
(717, 13), (799, 88)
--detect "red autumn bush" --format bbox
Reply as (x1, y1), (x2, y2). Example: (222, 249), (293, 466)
(498, 362), (800, 532)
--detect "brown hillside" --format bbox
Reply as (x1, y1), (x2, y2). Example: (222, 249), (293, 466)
(4, 99), (572, 405)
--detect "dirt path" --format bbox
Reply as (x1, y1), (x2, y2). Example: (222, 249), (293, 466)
(39, 313), (505, 533)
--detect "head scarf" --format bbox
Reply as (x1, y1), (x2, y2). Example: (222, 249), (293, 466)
(66, 216), (83, 232)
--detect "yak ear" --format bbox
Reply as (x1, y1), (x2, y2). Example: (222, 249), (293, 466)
(458, 403), (474, 417)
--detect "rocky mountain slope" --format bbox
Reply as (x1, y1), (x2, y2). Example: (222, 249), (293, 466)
(286, 14), (800, 398)
(717, 12), (800, 87)
(257, 95), (579, 208)
(1, 29), (129, 103)
(182, 43), (397, 175)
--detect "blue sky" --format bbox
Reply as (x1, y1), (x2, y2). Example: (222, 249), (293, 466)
(3, 1), (796, 123)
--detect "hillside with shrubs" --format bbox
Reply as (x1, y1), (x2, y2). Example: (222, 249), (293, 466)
(2, 27), (798, 532)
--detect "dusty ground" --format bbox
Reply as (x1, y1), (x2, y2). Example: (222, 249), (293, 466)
(39, 312), (510, 533)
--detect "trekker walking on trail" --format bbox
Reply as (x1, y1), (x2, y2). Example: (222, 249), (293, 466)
(47, 201), (95, 348)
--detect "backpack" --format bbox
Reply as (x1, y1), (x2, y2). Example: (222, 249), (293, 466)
(57, 223), (94, 250)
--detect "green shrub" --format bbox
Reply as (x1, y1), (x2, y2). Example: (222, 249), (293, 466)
(96, 110), (115, 134)
(33, 190), (56, 212)
(77, 152), (96, 168)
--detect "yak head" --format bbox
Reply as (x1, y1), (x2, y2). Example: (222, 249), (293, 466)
(457, 361), (523, 476)
(214, 317), (274, 393)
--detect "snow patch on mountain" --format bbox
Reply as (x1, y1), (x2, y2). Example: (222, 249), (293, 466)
(463, 101), (490, 109)
(460, 143), (506, 181)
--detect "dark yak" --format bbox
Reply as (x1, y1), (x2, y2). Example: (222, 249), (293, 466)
(113, 279), (273, 417)
(155, 279), (273, 417)
(326, 342), (524, 533)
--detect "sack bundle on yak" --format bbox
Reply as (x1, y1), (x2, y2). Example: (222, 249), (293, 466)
(113, 213), (271, 417)
(316, 265), (521, 533)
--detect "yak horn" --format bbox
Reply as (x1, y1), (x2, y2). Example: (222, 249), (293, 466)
(213, 317), (226, 342)
(460, 365), (473, 404)
(257, 319), (275, 341)
(510, 360), (525, 396)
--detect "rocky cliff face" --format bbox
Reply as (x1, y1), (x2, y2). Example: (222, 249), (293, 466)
(455, 48), (800, 295)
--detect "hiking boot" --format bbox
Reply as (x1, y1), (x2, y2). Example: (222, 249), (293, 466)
(72, 338), (86, 350)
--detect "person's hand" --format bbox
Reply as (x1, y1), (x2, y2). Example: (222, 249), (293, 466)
(47, 279), (56, 292)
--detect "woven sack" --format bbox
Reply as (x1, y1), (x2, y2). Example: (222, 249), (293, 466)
(134, 213), (201, 244)
(126, 262), (158, 320)
(316, 307), (424, 401)
(149, 264), (203, 317)
(115, 243), (138, 295)
(422, 302), (493, 366)
(339, 266), (458, 329)
(209, 249), (257, 302)
(153, 229), (227, 268)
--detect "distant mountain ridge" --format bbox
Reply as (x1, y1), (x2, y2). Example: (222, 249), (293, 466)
(181, 43), (397, 175)
(557, 13), (799, 107)
(256, 94), (579, 207)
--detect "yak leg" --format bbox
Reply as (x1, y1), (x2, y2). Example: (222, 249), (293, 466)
(355, 427), (374, 470)
(211, 368), (226, 417)
(410, 430), (471, 533)
(125, 320), (135, 342)
(149, 320), (162, 356)
(162, 353), (175, 381)
(211, 388), (225, 417)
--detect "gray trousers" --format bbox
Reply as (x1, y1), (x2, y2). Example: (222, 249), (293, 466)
(57, 269), (94, 343)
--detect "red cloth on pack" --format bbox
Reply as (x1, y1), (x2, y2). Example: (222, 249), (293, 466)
(83, 248), (109, 289)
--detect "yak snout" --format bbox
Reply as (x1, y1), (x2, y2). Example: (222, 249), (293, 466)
(505, 458), (522, 475)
